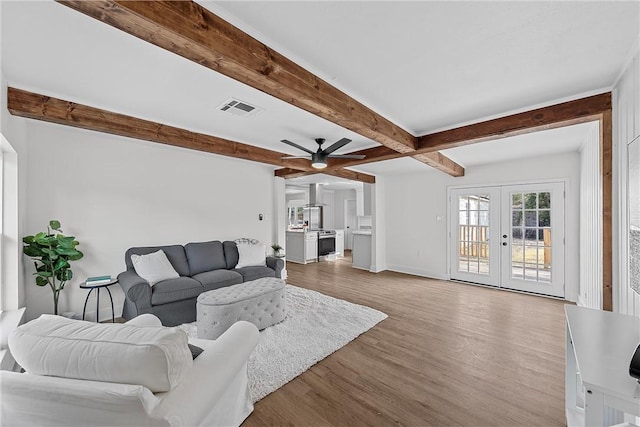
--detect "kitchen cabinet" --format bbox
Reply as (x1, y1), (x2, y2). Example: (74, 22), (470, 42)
(352, 231), (371, 270)
(286, 231), (318, 264)
(335, 229), (344, 257)
(286, 231), (304, 264)
(305, 232), (318, 261)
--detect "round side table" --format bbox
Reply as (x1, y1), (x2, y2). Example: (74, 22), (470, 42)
(80, 279), (118, 323)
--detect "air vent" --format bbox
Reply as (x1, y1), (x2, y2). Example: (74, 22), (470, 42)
(217, 98), (263, 118)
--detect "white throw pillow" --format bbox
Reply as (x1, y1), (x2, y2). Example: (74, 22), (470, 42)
(9, 314), (192, 393)
(236, 243), (267, 268)
(131, 250), (180, 285)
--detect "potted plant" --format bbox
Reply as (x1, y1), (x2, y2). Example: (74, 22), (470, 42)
(23, 220), (84, 315)
(271, 243), (283, 257)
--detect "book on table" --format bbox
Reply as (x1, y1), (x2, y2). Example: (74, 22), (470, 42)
(86, 275), (112, 285)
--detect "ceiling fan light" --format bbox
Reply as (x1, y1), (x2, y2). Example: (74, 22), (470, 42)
(311, 152), (328, 169)
(312, 161), (327, 169)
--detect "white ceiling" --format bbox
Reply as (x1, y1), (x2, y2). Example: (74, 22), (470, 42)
(206, 0), (639, 134)
(2, 1), (639, 181)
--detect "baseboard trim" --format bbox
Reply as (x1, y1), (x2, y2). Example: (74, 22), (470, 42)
(386, 265), (449, 281)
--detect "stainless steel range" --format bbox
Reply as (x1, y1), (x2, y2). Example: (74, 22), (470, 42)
(316, 230), (336, 260)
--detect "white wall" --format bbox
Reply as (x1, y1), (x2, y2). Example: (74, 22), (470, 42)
(385, 151), (581, 301)
(24, 121), (276, 321)
(578, 123), (603, 309)
(614, 37), (640, 317)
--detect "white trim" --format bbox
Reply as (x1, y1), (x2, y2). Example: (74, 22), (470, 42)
(614, 103), (628, 313)
(0, 132), (19, 312)
(447, 176), (573, 192)
(386, 264), (450, 281)
(446, 179), (570, 297)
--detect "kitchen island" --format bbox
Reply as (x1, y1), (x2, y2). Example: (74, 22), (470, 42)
(352, 230), (372, 270)
(286, 230), (318, 264)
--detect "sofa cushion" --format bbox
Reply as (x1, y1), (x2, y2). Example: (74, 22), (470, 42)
(193, 269), (243, 291)
(9, 314), (192, 393)
(233, 266), (276, 282)
(125, 245), (190, 277)
(151, 277), (204, 306)
(223, 241), (239, 269)
(185, 241), (226, 276)
(131, 250), (180, 286)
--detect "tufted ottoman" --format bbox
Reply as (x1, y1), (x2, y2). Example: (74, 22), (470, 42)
(196, 277), (286, 339)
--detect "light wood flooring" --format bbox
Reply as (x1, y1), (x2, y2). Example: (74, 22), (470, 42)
(243, 252), (567, 427)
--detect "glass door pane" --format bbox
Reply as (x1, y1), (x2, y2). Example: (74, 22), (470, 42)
(509, 191), (552, 283)
(450, 187), (500, 286)
(501, 183), (564, 297)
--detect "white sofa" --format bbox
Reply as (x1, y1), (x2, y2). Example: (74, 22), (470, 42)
(1, 314), (260, 426)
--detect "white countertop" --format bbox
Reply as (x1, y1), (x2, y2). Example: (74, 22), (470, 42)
(352, 230), (372, 235)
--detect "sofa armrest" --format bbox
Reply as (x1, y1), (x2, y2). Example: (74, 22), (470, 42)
(152, 321), (260, 426)
(117, 270), (153, 318)
(266, 256), (285, 279)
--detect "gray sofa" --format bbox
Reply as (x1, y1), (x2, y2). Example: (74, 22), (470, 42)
(118, 240), (285, 326)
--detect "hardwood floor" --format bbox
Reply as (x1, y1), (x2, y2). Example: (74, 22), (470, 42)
(243, 253), (568, 426)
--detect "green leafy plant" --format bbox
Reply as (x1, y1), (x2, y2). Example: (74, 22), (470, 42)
(271, 243), (283, 257)
(23, 220), (83, 315)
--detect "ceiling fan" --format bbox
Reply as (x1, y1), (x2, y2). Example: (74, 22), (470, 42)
(280, 138), (365, 169)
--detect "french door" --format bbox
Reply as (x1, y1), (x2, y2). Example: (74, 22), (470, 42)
(450, 182), (565, 297)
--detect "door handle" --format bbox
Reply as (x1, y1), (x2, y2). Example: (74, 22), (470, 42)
(502, 242), (508, 246)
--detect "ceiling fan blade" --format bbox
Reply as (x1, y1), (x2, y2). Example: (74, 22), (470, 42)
(327, 154), (366, 159)
(281, 139), (314, 155)
(323, 138), (352, 154)
(281, 156), (311, 159)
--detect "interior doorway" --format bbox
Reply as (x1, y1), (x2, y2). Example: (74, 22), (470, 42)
(449, 182), (565, 297)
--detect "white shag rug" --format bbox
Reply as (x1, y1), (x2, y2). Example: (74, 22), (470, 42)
(179, 284), (387, 402)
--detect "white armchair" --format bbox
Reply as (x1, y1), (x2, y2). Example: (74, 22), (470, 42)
(1, 314), (259, 427)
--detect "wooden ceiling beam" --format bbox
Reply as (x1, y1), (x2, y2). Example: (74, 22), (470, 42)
(322, 168), (376, 184)
(7, 88), (379, 184)
(416, 92), (612, 152)
(274, 168), (312, 179)
(279, 92), (611, 177)
(412, 152), (465, 177)
(57, 0), (415, 153)
(274, 167), (375, 183)
(7, 87), (312, 171)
